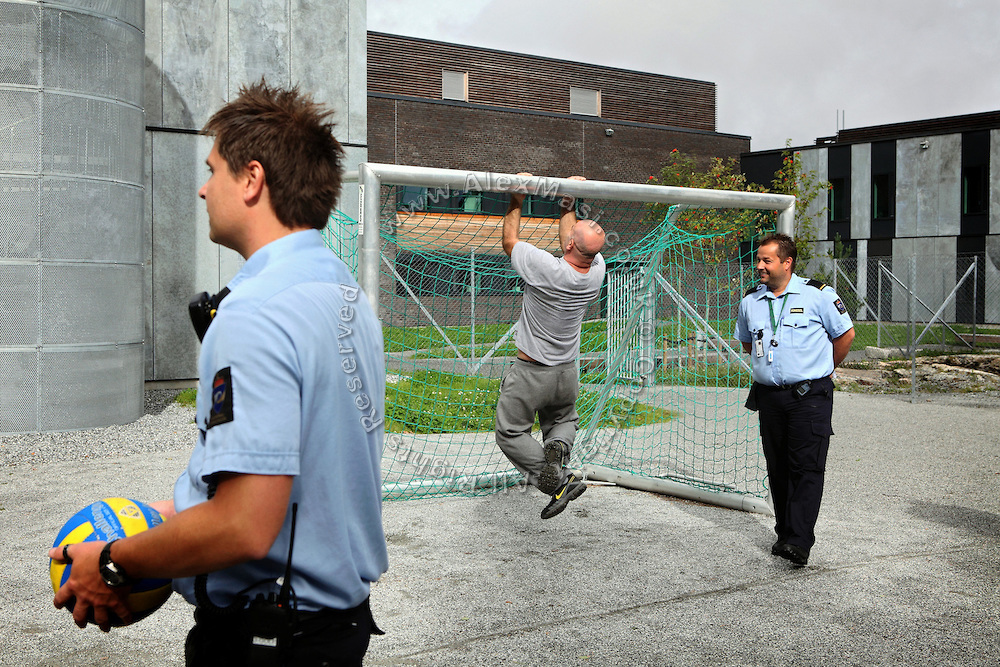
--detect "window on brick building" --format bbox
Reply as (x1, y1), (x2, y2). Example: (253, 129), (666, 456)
(442, 70), (468, 101)
(570, 87), (601, 116)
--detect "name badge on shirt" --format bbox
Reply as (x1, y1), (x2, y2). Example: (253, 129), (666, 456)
(754, 339), (764, 358)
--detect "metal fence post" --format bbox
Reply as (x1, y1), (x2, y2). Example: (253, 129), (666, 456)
(470, 248), (476, 359)
(910, 255), (917, 403)
(877, 260), (883, 348)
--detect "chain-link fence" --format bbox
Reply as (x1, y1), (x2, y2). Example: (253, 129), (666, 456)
(810, 254), (1000, 354)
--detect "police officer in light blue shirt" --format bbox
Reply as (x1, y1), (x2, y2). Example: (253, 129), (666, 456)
(49, 81), (388, 665)
(735, 233), (855, 567)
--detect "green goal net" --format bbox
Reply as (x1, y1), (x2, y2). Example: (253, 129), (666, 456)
(332, 166), (794, 513)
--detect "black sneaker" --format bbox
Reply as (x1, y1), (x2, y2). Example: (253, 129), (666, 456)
(538, 438), (571, 495)
(540, 474), (586, 520)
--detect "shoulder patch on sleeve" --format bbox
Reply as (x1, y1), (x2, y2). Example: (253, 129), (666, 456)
(833, 298), (847, 314)
(805, 278), (827, 290)
(207, 367), (234, 429)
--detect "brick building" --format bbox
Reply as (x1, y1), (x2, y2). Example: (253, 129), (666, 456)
(367, 31), (749, 182)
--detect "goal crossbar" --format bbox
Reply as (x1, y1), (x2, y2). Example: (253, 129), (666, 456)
(356, 163), (796, 313)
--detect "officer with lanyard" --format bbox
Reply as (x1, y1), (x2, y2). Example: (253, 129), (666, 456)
(735, 233), (855, 566)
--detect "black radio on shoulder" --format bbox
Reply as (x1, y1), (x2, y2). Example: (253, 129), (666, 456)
(188, 288), (230, 342)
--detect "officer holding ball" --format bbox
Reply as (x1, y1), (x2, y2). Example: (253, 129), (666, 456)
(49, 80), (388, 666)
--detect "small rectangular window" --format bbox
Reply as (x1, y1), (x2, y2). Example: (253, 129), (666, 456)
(442, 70), (468, 101)
(828, 177), (848, 222)
(570, 87), (601, 116)
(872, 173), (894, 220)
(963, 164), (988, 215)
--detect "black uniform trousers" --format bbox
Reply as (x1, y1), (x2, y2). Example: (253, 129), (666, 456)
(185, 596), (380, 667)
(755, 376), (834, 550)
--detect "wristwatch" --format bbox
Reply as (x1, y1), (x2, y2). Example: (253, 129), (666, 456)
(99, 540), (134, 588)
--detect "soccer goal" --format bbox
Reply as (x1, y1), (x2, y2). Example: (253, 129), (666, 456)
(340, 164), (794, 514)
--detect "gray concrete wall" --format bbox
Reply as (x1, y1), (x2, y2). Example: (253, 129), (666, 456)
(144, 0), (367, 381)
(987, 236), (1000, 323)
(851, 143), (872, 240)
(891, 238), (957, 322)
(991, 129), (1000, 236)
(896, 135), (961, 238)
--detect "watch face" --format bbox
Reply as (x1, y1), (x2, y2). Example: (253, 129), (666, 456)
(100, 542), (131, 588)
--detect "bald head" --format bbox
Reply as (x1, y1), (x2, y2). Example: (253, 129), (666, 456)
(572, 219), (606, 258)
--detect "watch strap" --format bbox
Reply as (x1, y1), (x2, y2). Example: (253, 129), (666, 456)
(99, 540), (134, 588)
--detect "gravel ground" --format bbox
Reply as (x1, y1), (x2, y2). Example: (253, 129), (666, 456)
(3, 388), (999, 666)
(0, 391), (198, 468)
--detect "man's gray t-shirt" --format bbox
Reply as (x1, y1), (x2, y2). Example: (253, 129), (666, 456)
(511, 241), (606, 365)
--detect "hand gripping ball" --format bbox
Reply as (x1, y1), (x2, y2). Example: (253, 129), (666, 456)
(50, 497), (173, 625)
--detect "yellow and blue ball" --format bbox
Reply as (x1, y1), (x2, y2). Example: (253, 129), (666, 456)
(50, 497), (173, 625)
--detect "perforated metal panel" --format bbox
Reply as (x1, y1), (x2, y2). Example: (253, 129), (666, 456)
(38, 343), (144, 431)
(0, 349), (39, 433)
(0, 89), (40, 173)
(41, 7), (143, 105)
(0, 3), (40, 87)
(0, 0), (144, 432)
(0, 264), (39, 345)
(40, 178), (142, 262)
(0, 176), (41, 259)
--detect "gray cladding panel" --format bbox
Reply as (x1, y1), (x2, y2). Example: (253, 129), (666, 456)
(290, 0), (350, 139)
(0, 349), (38, 432)
(851, 143), (871, 240)
(149, 131), (213, 379)
(896, 135), (961, 238)
(160, 0), (230, 129)
(798, 148), (827, 233)
(38, 343), (143, 430)
(0, 89), (40, 173)
(40, 178), (143, 262)
(0, 2), (40, 86)
(991, 130), (1000, 235)
(41, 263), (143, 344)
(229, 0), (290, 93)
(0, 263), (40, 345)
(57, 0), (144, 29)
(41, 93), (144, 184)
(0, 176), (41, 259)
(144, 0), (163, 125)
(41, 7), (144, 106)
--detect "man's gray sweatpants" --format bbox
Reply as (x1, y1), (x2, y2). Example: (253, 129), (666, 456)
(495, 358), (579, 490)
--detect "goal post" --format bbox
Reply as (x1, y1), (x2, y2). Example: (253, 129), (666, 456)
(348, 163), (795, 514)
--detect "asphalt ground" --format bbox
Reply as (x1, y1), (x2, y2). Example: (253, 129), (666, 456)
(2, 390), (999, 666)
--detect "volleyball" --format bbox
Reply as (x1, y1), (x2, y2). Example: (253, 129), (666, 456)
(50, 497), (172, 625)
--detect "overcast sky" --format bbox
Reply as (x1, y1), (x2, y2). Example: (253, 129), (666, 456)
(368, 0), (998, 152)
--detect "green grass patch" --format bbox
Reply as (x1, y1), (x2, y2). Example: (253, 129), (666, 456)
(385, 369), (675, 434)
(175, 388), (197, 407)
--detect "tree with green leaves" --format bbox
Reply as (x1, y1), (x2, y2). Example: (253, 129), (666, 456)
(645, 145), (831, 266)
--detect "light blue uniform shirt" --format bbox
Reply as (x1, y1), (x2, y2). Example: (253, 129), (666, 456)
(734, 274), (854, 387)
(173, 230), (388, 611)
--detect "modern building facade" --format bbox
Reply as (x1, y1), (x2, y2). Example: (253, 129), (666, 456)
(741, 111), (1000, 325)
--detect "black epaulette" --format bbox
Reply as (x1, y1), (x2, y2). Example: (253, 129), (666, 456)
(805, 278), (827, 290)
(744, 283), (764, 297)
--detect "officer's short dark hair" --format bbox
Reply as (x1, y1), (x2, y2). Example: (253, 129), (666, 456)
(758, 233), (796, 271)
(203, 78), (344, 231)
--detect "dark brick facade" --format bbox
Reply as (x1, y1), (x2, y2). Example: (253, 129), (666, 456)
(369, 95), (748, 184)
